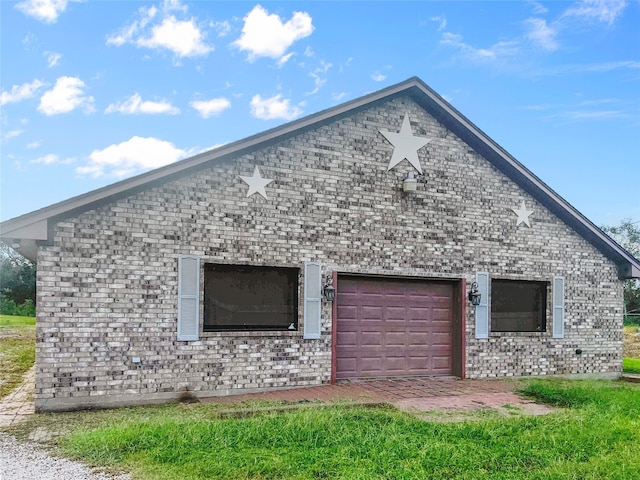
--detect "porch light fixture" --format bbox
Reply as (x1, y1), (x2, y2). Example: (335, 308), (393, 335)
(468, 282), (481, 306)
(323, 275), (336, 302)
(402, 171), (418, 192)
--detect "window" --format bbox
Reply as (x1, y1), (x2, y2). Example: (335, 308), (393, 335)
(203, 264), (299, 331)
(491, 280), (547, 332)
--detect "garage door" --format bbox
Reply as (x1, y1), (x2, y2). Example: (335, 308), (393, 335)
(336, 276), (454, 379)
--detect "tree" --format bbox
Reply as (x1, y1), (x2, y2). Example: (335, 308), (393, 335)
(0, 242), (36, 309)
(602, 220), (640, 317)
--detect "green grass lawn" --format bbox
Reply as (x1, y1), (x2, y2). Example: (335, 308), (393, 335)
(623, 357), (640, 374)
(7, 379), (637, 480)
(0, 315), (36, 327)
(0, 314), (36, 398)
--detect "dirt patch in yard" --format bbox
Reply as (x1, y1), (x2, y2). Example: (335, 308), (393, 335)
(623, 327), (640, 358)
(394, 391), (556, 422)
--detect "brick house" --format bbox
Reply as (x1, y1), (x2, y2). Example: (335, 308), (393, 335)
(2, 77), (638, 412)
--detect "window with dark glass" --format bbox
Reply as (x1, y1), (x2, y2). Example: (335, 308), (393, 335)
(491, 280), (547, 332)
(203, 264), (299, 331)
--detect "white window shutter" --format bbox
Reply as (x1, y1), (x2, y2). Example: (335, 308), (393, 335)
(475, 272), (489, 339)
(553, 276), (565, 339)
(178, 255), (200, 341)
(304, 262), (322, 339)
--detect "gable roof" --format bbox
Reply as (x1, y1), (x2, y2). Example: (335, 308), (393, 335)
(1, 77), (638, 279)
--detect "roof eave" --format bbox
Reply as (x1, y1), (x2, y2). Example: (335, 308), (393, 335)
(1, 76), (638, 277)
(0, 77), (423, 244)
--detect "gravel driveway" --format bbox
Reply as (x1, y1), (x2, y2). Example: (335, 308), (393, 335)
(0, 433), (131, 480)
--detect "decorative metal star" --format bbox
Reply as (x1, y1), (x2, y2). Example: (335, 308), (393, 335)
(511, 201), (534, 227)
(239, 166), (273, 200)
(379, 113), (432, 174)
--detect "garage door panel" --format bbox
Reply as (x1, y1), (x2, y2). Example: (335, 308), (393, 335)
(339, 305), (358, 319)
(361, 306), (383, 319)
(408, 332), (429, 346)
(432, 356), (452, 370)
(337, 331), (357, 346)
(360, 357), (389, 373)
(339, 282), (360, 293)
(433, 312), (452, 322)
(337, 358), (357, 375)
(409, 307), (430, 318)
(386, 331), (407, 346)
(432, 321), (452, 330)
(385, 306), (408, 319)
(385, 320), (408, 330)
(408, 356), (430, 370)
(432, 332), (452, 345)
(360, 331), (382, 347)
(337, 276), (454, 379)
(384, 357), (408, 372)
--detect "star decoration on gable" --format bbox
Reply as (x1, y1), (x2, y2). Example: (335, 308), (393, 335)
(379, 113), (432, 174)
(511, 201), (534, 227)
(239, 166), (274, 200)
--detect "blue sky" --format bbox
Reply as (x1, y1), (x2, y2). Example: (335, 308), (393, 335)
(1, 0), (638, 227)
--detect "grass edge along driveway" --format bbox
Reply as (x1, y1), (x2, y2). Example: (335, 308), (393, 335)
(0, 315), (35, 399)
(4, 379), (639, 480)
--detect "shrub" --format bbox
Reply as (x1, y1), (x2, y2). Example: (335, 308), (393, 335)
(15, 299), (36, 317)
(0, 296), (35, 316)
(0, 296), (17, 315)
(623, 315), (640, 327)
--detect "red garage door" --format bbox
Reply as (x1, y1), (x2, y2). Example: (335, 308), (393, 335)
(336, 276), (454, 379)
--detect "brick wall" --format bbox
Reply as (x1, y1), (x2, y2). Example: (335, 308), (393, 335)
(34, 95), (623, 411)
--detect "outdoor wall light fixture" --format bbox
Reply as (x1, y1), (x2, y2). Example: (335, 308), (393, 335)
(468, 282), (481, 306)
(402, 171), (418, 192)
(323, 275), (336, 302)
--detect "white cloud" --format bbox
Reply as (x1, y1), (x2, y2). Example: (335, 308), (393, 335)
(233, 5), (314, 61)
(22, 32), (37, 47)
(1, 130), (24, 141)
(45, 51), (62, 67)
(581, 60), (640, 72)
(105, 93), (180, 115)
(525, 18), (558, 51)
(562, 0), (627, 26)
(107, 2), (211, 58)
(371, 71), (387, 82)
(138, 16), (211, 57)
(162, 0), (187, 13)
(528, 60), (640, 77)
(276, 52), (295, 67)
(14, 0), (80, 24)
(190, 97), (231, 118)
(438, 1), (627, 67)
(107, 5), (157, 46)
(307, 61), (332, 95)
(561, 110), (628, 120)
(440, 32), (520, 61)
(38, 76), (94, 115)
(430, 16), (447, 31)
(30, 153), (75, 165)
(0, 79), (45, 106)
(528, 1), (549, 14)
(77, 136), (188, 178)
(214, 20), (231, 38)
(27, 141), (41, 149)
(578, 98), (618, 106)
(250, 94), (302, 120)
